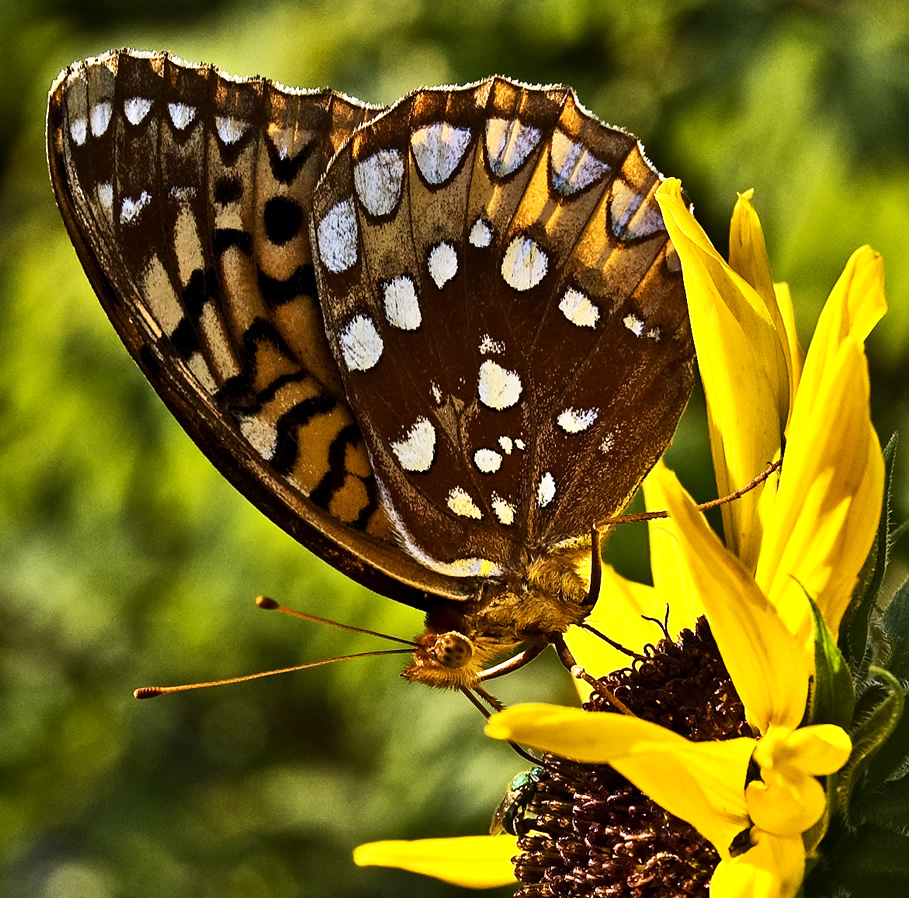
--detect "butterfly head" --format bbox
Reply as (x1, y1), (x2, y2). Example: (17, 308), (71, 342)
(404, 629), (481, 689)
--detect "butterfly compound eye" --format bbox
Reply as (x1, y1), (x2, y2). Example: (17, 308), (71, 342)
(432, 632), (474, 669)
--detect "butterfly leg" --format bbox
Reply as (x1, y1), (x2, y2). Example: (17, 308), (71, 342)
(552, 632), (636, 716)
(582, 524), (604, 609)
(477, 644), (547, 682)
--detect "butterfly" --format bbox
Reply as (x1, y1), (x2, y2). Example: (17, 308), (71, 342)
(47, 49), (694, 695)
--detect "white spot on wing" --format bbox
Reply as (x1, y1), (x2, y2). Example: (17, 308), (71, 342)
(419, 555), (500, 577)
(600, 434), (615, 454)
(90, 102), (112, 137)
(428, 242), (458, 289)
(215, 115), (248, 145)
(479, 334), (504, 355)
(550, 130), (609, 196)
(486, 118), (541, 177)
(123, 97), (153, 125)
(478, 360), (522, 410)
(120, 191), (152, 224)
(317, 198), (358, 273)
(354, 149), (404, 216)
(558, 407), (599, 433)
(515, 439), (526, 451)
(240, 415), (277, 460)
(383, 275), (421, 330)
(501, 235), (548, 291)
(431, 383), (442, 404)
(473, 448), (503, 474)
(559, 287), (599, 328)
(646, 326), (662, 341)
(537, 472), (556, 507)
(70, 117), (87, 146)
(391, 417), (436, 472)
(411, 122), (472, 185)
(623, 313), (645, 337)
(498, 436), (513, 455)
(447, 487), (482, 520)
(97, 183), (113, 212)
(168, 102), (196, 130)
(492, 494), (515, 526)
(469, 217), (492, 248)
(187, 352), (217, 395)
(339, 314), (383, 371)
(610, 180), (664, 240)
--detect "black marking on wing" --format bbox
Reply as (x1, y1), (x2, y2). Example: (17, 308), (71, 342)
(258, 264), (318, 307)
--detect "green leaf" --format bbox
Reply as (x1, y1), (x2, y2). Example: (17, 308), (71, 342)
(854, 766), (909, 834)
(858, 701), (909, 800)
(854, 579), (909, 793)
(807, 824), (909, 898)
(840, 666), (905, 819)
(880, 577), (909, 681)
(806, 594), (855, 730)
(839, 434), (897, 674)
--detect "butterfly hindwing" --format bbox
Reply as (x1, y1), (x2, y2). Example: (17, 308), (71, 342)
(47, 49), (475, 608)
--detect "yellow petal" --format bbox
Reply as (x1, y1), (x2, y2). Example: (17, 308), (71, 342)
(756, 338), (884, 639)
(656, 180), (785, 570)
(648, 465), (810, 732)
(643, 461), (707, 625)
(729, 191), (776, 312)
(710, 830), (805, 898)
(773, 281), (803, 418)
(353, 835), (518, 888)
(745, 724), (850, 837)
(745, 767), (826, 836)
(796, 246), (886, 408)
(729, 191), (796, 415)
(486, 704), (752, 855)
(756, 248), (885, 638)
(753, 724), (852, 776)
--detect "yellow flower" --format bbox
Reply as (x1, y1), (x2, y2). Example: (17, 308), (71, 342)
(487, 183), (885, 897)
(355, 186), (886, 896)
(486, 462), (853, 895)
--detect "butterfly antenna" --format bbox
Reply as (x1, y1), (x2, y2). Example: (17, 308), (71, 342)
(255, 595), (419, 647)
(134, 648), (415, 699)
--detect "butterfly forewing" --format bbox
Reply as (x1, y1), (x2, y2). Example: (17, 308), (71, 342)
(310, 77), (694, 581)
(47, 49), (472, 608)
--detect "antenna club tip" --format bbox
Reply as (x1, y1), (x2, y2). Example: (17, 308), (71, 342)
(134, 687), (163, 699)
(256, 596), (279, 610)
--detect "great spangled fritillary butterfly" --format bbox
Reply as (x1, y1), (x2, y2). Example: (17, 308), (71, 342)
(48, 49), (694, 693)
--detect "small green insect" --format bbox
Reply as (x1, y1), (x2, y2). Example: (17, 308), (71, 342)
(490, 767), (549, 837)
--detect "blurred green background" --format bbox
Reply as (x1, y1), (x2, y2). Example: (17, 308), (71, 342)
(2, 0), (908, 896)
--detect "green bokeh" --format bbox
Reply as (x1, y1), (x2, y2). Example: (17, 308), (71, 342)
(2, 1), (907, 895)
